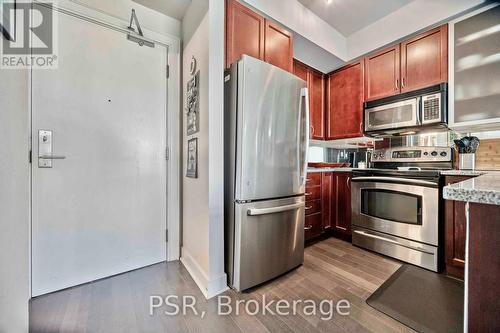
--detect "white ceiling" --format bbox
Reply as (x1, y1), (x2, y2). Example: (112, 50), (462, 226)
(297, 0), (413, 36)
(132, 0), (192, 20)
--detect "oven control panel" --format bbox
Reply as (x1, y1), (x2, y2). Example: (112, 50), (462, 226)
(372, 147), (452, 162)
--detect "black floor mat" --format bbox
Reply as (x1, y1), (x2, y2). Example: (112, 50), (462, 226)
(367, 265), (464, 333)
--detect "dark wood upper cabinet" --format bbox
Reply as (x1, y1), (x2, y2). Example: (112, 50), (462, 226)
(364, 45), (400, 101)
(225, 0), (294, 72)
(264, 21), (294, 73)
(225, 0), (265, 68)
(293, 59), (308, 81)
(326, 61), (364, 140)
(444, 175), (470, 279)
(293, 59), (325, 140)
(401, 25), (448, 92)
(309, 68), (325, 139)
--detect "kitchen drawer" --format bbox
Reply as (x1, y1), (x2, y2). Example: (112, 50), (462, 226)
(305, 213), (322, 241)
(305, 186), (321, 201)
(305, 199), (321, 216)
(306, 173), (321, 186)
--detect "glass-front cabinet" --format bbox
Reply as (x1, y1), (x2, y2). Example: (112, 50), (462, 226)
(449, 3), (500, 131)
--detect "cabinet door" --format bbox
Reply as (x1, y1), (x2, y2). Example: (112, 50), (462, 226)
(401, 25), (448, 92)
(310, 69), (325, 140)
(264, 20), (293, 73)
(326, 62), (364, 140)
(293, 59), (308, 81)
(225, 0), (265, 68)
(364, 45), (400, 101)
(321, 172), (333, 231)
(305, 213), (322, 241)
(334, 172), (352, 238)
(444, 175), (469, 279)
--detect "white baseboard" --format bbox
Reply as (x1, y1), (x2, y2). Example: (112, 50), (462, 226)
(180, 247), (228, 299)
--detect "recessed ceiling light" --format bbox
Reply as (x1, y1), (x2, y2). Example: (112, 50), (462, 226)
(326, 0), (332, 4)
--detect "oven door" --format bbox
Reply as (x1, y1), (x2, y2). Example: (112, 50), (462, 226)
(365, 98), (419, 132)
(351, 177), (439, 246)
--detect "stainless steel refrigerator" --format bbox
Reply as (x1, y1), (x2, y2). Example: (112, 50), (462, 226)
(224, 55), (309, 291)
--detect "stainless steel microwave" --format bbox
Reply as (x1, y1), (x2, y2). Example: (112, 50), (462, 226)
(364, 84), (447, 137)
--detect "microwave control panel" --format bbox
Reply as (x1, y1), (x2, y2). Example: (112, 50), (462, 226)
(422, 93), (442, 123)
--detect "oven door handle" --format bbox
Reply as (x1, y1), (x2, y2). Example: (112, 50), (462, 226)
(353, 230), (435, 255)
(351, 176), (437, 186)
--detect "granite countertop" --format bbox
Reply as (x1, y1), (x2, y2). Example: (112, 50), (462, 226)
(443, 171), (500, 205)
(440, 170), (486, 176)
(307, 168), (356, 173)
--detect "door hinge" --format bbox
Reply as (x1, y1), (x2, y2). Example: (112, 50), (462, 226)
(166, 147), (170, 160)
(29, 150), (32, 163)
(165, 229), (168, 243)
(166, 65), (170, 78)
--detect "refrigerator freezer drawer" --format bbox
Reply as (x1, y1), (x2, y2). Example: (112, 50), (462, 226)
(228, 196), (305, 291)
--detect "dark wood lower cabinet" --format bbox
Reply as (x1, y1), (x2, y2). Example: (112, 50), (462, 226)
(468, 203), (500, 332)
(304, 213), (322, 240)
(321, 172), (333, 231)
(305, 171), (351, 242)
(333, 172), (352, 240)
(444, 176), (474, 279)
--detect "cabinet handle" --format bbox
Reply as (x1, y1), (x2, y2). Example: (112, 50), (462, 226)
(359, 122), (363, 133)
(402, 77), (405, 89)
(304, 225), (313, 231)
(310, 125), (314, 136)
(395, 78), (399, 90)
(347, 177), (351, 190)
(305, 206), (313, 210)
(305, 192), (312, 196)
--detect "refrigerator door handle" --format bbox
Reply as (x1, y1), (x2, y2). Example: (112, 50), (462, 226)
(299, 87), (310, 186)
(247, 202), (305, 216)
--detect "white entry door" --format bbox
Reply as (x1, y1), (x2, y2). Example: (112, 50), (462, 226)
(31, 10), (168, 296)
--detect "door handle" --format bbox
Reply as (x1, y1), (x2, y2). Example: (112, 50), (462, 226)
(300, 88), (310, 186)
(38, 130), (66, 168)
(38, 155), (66, 160)
(351, 176), (436, 186)
(353, 230), (434, 255)
(247, 202), (304, 216)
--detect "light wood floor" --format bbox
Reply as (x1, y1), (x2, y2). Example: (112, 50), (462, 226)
(30, 238), (416, 333)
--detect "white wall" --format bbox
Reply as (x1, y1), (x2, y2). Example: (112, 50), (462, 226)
(207, 0), (227, 298)
(241, 0), (348, 61)
(293, 33), (345, 73)
(0, 71), (30, 332)
(67, 0), (181, 37)
(347, 0), (485, 59)
(180, 10), (211, 295)
(180, 0), (227, 299)
(182, 0), (209, 45)
(0, 1), (181, 330)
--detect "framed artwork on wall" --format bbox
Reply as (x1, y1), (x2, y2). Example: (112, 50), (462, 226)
(186, 138), (198, 178)
(186, 70), (200, 136)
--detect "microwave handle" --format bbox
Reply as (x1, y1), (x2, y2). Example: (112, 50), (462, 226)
(416, 96), (422, 125)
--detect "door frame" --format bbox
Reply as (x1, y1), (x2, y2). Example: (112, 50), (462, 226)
(28, 1), (181, 296)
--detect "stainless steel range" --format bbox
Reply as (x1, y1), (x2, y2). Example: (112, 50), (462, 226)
(351, 146), (453, 272)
